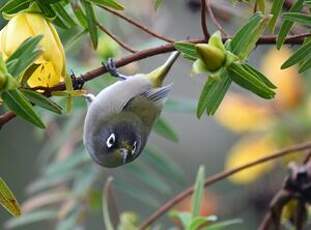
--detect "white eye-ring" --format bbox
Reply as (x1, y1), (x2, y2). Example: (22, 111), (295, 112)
(131, 141), (137, 155)
(106, 133), (116, 148)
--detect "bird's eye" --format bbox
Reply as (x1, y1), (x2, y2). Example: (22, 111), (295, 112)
(131, 141), (137, 155)
(106, 133), (116, 148)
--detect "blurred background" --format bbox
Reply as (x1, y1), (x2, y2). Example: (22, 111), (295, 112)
(1, 0), (310, 229)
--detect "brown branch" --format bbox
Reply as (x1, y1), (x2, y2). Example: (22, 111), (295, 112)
(139, 141), (311, 229)
(96, 22), (137, 53)
(0, 111), (16, 129)
(200, 0), (210, 41)
(206, 0), (229, 36)
(0, 33), (310, 129)
(99, 5), (174, 43)
(258, 212), (272, 230)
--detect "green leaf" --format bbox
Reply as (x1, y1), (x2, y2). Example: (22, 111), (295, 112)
(0, 178), (21, 217)
(82, 0), (98, 49)
(191, 165), (205, 218)
(169, 211), (192, 228)
(2, 89), (45, 128)
(281, 39), (311, 69)
(230, 13), (269, 60)
(36, 0), (57, 20)
(175, 42), (199, 61)
(20, 89), (63, 114)
(5, 210), (57, 229)
(241, 64), (277, 89)
(189, 216), (218, 230)
(277, 0), (304, 49)
(71, 1), (88, 28)
(299, 55), (311, 73)
(153, 117), (178, 142)
(6, 35), (43, 77)
(228, 62), (275, 99)
(89, 0), (124, 10)
(196, 71), (231, 117)
(154, 0), (163, 10)
(269, 0), (285, 31)
(103, 177), (114, 230)
(205, 219), (243, 230)
(52, 2), (77, 29)
(282, 12), (311, 25)
(0, 0), (33, 14)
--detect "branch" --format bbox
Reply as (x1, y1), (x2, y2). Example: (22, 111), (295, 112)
(206, 0), (228, 36)
(99, 5), (174, 43)
(200, 0), (210, 41)
(139, 141), (311, 229)
(0, 111), (15, 129)
(96, 22), (137, 53)
(0, 33), (310, 129)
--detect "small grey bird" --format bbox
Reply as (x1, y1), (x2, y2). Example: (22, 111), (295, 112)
(83, 52), (179, 168)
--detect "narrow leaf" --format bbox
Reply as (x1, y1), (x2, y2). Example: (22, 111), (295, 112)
(5, 210), (57, 229)
(36, 0), (57, 20)
(2, 89), (45, 128)
(277, 0), (304, 49)
(196, 71), (231, 117)
(269, 0), (285, 31)
(189, 216), (218, 230)
(191, 165), (205, 218)
(71, 1), (88, 28)
(281, 39), (311, 69)
(103, 177), (115, 230)
(89, 0), (124, 10)
(52, 3), (77, 28)
(0, 178), (21, 217)
(153, 117), (178, 142)
(20, 89), (63, 114)
(283, 12), (311, 25)
(0, 0), (32, 14)
(299, 55), (311, 73)
(206, 219), (243, 230)
(174, 42), (199, 61)
(228, 63), (275, 99)
(82, 0), (98, 48)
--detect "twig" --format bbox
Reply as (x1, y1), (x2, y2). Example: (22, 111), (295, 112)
(0, 33), (310, 129)
(200, 0), (210, 41)
(139, 141), (311, 229)
(0, 112), (16, 129)
(206, 0), (229, 36)
(258, 212), (272, 230)
(96, 22), (137, 53)
(99, 5), (174, 43)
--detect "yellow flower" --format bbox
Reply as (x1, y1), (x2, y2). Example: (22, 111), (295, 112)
(261, 47), (303, 110)
(226, 136), (276, 184)
(0, 12), (66, 88)
(215, 92), (273, 133)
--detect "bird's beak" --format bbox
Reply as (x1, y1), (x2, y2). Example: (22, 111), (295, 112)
(120, 148), (129, 164)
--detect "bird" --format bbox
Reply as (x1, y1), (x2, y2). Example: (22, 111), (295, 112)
(83, 51), (179, 168)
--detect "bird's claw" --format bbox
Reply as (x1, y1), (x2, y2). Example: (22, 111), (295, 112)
(70, 70), (85, 90)
(103, 58), (128, 80)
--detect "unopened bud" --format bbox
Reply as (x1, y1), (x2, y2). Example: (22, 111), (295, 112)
(196, 44), (226, 72)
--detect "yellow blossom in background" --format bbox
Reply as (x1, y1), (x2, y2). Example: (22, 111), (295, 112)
(261, 47), (303, 110)
(215, 92), (273, 133)
(226, 136), (276, 184)
(0, 12), (66, 88)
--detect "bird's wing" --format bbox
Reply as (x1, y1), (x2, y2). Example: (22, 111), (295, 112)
(142, 83), (172, 106)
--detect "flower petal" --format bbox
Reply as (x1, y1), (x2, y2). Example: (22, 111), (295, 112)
(226, 136), (276, 184)
(215, 92), (273, 133)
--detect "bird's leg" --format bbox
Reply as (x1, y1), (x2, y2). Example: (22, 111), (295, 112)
(70, 70), (85, 90)
(103, 58), (128, 80)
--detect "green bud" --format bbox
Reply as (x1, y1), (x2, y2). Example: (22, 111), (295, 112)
(196, 44), (226, 72)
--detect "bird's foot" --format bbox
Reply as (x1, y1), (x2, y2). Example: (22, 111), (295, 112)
(103, 58), (128, 80)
